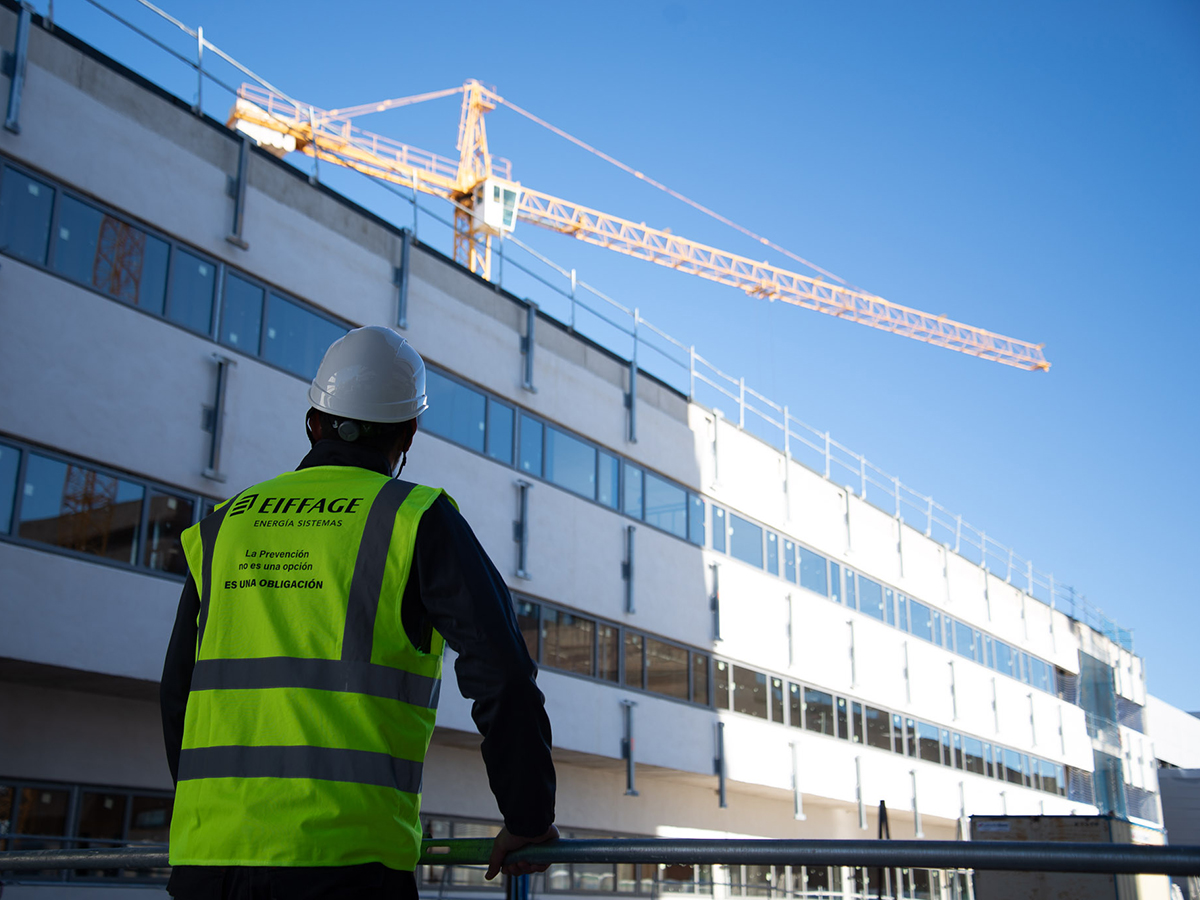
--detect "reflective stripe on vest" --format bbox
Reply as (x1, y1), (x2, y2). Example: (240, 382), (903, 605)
(171, 469), (450, 870)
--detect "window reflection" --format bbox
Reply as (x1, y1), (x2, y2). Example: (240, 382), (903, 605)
(0, 167), (55, 264)
(623, 633), (644, 689)
(220, 272), (264, 352)
(733, 666), (767, 719)
(143, 491), (194, 574)
(545, 427), (596, 499)
(692, 655), (710, 705)
(422, 371), (486, 453)
(597, 624), (619, 682)
(53, 196), (169, 312)
(804, 688), (834, 735)
(0, 442), (19, 533)
(645, 638), (688, 700)
(262, 293), (347, 380)
(166, 249), (216, 335)
(728, 513), (762, 568)
(19, 455), (143, 564)
(622, 463), (643, 518)
(519, 415), (543, 475)
(597, 452), (619, 509)
(485, 399), (514, 464)
(541, 608), (593, 676)
(644, 472), (687, 538)
(797, 546), (826, 595)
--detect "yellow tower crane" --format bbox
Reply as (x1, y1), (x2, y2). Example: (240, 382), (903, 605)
(229, 80), (1049, 371)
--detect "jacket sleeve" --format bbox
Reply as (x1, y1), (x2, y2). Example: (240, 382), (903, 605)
(160, 574), (200, 785)
(404, 494), (556, 837)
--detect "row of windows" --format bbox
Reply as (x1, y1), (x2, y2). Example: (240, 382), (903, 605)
(422, 369), (704, 543)
(0, 438), (216, 577)
(0, 160), (349, 382)
(710, 511), (1058, 697)
(419, 816), (967, 898)
(1, 155), (1059, 703)
(513, 597), (710, 706)
(712, 661), (1067, 797)
(0, 780), (172, 882)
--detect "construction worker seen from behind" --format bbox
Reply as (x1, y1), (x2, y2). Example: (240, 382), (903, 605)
(160, 325), (557, 899)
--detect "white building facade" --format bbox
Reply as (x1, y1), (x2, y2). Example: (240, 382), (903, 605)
(0, 4), (1172, 898)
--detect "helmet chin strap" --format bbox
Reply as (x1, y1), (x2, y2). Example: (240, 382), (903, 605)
(392, 451), (407, 478)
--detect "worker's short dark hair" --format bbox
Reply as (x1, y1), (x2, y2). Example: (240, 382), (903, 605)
(309, 408), (410, 453)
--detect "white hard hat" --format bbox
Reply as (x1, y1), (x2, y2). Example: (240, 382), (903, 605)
(308, 326), (428, 423)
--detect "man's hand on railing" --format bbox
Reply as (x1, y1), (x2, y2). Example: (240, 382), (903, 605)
(485, 825), (561, 880)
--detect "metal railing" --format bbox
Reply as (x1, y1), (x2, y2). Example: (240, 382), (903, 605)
(28, 0), (1131, 650)
(2, 838), (1199, 875)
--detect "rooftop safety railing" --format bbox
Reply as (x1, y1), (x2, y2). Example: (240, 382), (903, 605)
(28, 0), (1132, 650)
(3, 838), (1200, 878)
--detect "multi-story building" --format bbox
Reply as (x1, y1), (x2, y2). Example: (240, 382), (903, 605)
(0, 2), (1177, 897)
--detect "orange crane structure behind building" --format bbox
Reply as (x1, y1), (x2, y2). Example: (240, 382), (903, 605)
(228, 80), (1049, 371)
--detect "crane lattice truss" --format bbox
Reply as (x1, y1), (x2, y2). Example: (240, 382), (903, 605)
(229, 82), (1049, 371)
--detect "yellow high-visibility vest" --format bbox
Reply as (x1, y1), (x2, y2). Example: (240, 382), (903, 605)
(171, 466), (450, 870)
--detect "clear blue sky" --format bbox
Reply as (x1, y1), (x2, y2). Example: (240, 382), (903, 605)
(54, 1), (1199, 707)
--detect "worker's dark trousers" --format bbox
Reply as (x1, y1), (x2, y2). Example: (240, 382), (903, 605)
(167, 864), (419, 899)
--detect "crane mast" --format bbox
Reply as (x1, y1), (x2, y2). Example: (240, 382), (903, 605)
(228, 81), (1049, 371)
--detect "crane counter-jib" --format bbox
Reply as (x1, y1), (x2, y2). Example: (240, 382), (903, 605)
(226, 82), (1050, 371)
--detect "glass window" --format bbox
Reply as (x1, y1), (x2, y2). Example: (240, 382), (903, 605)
(905, 719), (918, 757)
(77, 790), (127, 855)
(783, 540), (797, 584)
(954, 620), (976, 661)
(851, 701), (863, 743)
(932, 610), (945, 647)
(830, 561), (842, 604)
(143, 491), (194, 574)
(166, 249), (216, 335)
(1029, 657), (1050, 693)
(486, 398), (514, 464)
(0, 166), (55, 264)
(993, 640), (1014, 677)
(728, 513), (763, 568)
(1004, 748), (1024, 785)
(128, 793), (172, 844)
(916, 722), (940, 764)
(732, 666), (767, 719)
(910, 600), (935, 643)
(8, 787), (70, 854)
(789, 683), (803, 728)
(798, 546), (826, 595)
(1018, 652), (1031, 684)
(898, 595), (909, 632)
(644, 472), (687, 538)
(19, 454), (143, 564)
(515, 599), (539, 659)
(804, 688), (834, 735)
(261, 293), (347, 380)
(518, 415), (543, 475)
(541, 608), (593, 676)
(545, 427), (596, 499)
(985, 743), (995, 778)
(597, 624), (619, 682)
(623, 632), (644, 688)
(859, 576), (884, 621)
(953, 733), (964, 769)
(0, 442), (19, 533)
(622, 463), (643, 518)
(597, 451), (619, 508)
(691, 654), (710, 705)
(711, 506), (726, 553)
(715, 660), (730, 709)
(687, 494), (704, 546)
(220, 272), (264, 352)
(964, 737), (985, 775)
(885, 588), (896, 626)
(837, 697), (849, 739)
(765, 532), (779, 575)
(864, 705), (890, 750)
(981, 634), (993, 669)
(941, 729), (953, 767)
(645, 638), (688, 701)
(892, 713), (905, 755)
(422, 370), (486, 453)
(845, 570), (857, 610)
(53, 197), (171, 312)
(770, 677), (784, 723)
